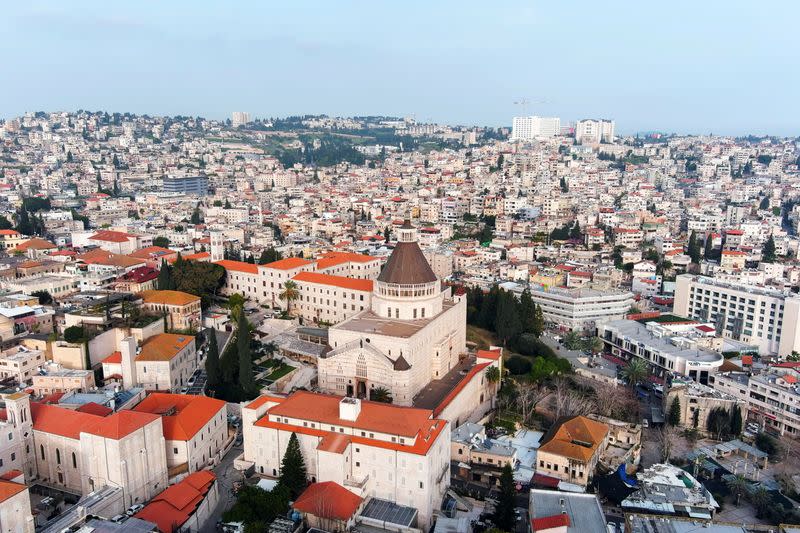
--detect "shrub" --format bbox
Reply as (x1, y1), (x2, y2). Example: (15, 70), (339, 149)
(506, 355), (532, 375)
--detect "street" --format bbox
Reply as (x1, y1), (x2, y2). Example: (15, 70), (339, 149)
(201, 437), (244, 532)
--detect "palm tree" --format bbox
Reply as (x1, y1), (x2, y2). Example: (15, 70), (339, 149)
(369, 387), (392, 403)
(748, 486), (771, 518)
(621, 358), (649, 389)
(279, 280), (299, 315)
(582, 336), (604, 354)
(485, 366), (501, 384)
(562, 331), (582, 350)
(726, 474), (748, 506)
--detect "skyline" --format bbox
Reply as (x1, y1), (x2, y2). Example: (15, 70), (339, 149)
(2, 1), (799, 135)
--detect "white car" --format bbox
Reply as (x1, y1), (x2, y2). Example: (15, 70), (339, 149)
(187, 377), (196, 386)
(111, 515), (128, 523)
(126, 503), (144, 516)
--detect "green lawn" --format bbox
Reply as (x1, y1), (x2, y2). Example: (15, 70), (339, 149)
(265, 363), (294, 381)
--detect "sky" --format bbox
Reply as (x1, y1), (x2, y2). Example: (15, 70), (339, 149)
(1, 1), (799, 136)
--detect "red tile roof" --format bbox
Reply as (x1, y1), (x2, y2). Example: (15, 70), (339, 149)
(433, 362), (491, 418)
(89, 230), (135, 243)
(135, 471), (216, 533)
(531, 514), (570, 531)
(75, 402), (113, 417)
(293, 482), (362, 521)
(0, 480), (26, 504)
(292, 271), (373, 292)
(31, 402), (104, 439)
(82, 410), (160, 440)
(102, 351), (122, 364)
(477, 349), (502, 361)
(315, 251), (377, 270)
(132, 393), (226, 441)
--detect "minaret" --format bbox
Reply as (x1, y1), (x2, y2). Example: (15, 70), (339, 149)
(210, 230), (224, 262)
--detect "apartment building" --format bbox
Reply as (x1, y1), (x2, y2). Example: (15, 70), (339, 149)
(511, 116), (561, 141)
(673, 274), (800, 356)
(524, 285), (634, 331)
(132, 393), (228, 473)
(536, 416), (609, 487)
(0, 345), (46, 384)
(665, 378), (744, 432)
(139, 289), (202, 331)
(133, 334), (197, 392)
(238, 392), (450, 528)
(292, 272), (372, 325)
(599, 320), (724, 384)
(709, 369), (800, 437)
(31, 367), (95, 396)
(575, 119), (615, 144)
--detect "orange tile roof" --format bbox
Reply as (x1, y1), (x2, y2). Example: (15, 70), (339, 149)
(75, 402), (113, 417)
(531, 514), (570, 531)
(82, 410), (160, 439)
(31, 402), (104, 439)
(317, 433), (351, 454)
(264, 391), (437, 438)
(244, 394), (285, 410)
(477, 349), (502, 361)
(292, 271), (373, 292)
(293, 482), (362, 521)
(130, 246), (176, 259)
(134, 471), (216, 533)
(132, 393), (226, 441)
(213, 259), (259, 275)
(262, 257), (313, 270)
(136, 333), (194, 362)
(77, 248), (145, 268)
(140, 289), (200, 306)
(315, 251), (377, 270)
(15, 238), (56, 251)
(179, 251), (210, 261)
(102, 351), (122, 364)
(0, 230), (20, 236)
(0, 480), (26, 504)
(538, 415), (609, 463)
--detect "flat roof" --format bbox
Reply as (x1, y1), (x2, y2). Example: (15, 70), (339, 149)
(529, 489), (607, 533)
(335, 300), (455, 339)
(604, 320), (723, 364)
(359, 498), (418, 528)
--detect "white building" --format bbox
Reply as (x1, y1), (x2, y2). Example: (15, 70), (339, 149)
(511, 116), (561, 141)
(673, 274), (800, 356)
(523, 285), (634, 331)
(238, 393), (450, 528)
(575, 119), (615, 144)
(231, 112), (251, 127)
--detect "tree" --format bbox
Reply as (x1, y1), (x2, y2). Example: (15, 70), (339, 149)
(153, 236), (170, 248)
(755, 432), (780, 458)
(492, 464), (516, 532)
(668, 396), (681, 426)
(657, 426), (676, 463)
(383, 226), (391, 242)
(485, 366), (500, 384)
(157, 260), (176, 290)
(581, 336), (603, 354)
(704, 235), (714, 259)
(228, 293), (246, 321)
(562, 331), (582, 350)
(495, 290), (522, 346)
(687, 230), (701, 263)
(0, 215), (13, 230)
(515, 382), (549, 424)
(171, 260), (225, 309)
(759, 196), (770, 210)
(706, 407), (731, 440)
(762, 235), (776, 263)
(64, 325), (86, 344)
(279, 433), (307, 498)
(205, 330), (222, 389)
(369, 386), (392, 403)
(519, 289), (536, 335)
(258, 247), (282, 264)
(621, 358), (649, 389)
(730, 405), (743, 436)
(237, 311), (256, 394)
(748, 486), (772, 518)
(532, 304), (544, 338)
(279, 280), (299, 315)
(31, 290), (52, 305)
(726, 474), (748, 506)
(190, 206), (202, 225)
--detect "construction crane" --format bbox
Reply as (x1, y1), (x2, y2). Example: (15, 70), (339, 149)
(513, 97), (550, 116)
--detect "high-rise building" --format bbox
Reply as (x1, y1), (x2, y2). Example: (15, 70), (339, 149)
(575, 119), (615, 144)
(231, 111), (251, 127)
(511, 116), (561, 141)
(162, 175), (208, 196)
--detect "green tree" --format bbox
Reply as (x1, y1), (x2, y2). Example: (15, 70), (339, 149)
(258, 247), (282, 264)
(222, 485), (290, 529)
(687, 230), (701, 263)
(704, 235), (714, 259)
(762, 235), (776, 263)
(190, 206), (202, 225)
(228, 293), (246, 321)
(562, 331), (582, 350)
(171, 260), (225, 309)
(279, 280), (299, 315)
(279, 432), (308, 498)
(205, 330), (222, 389)
(668, 396), (681, 426)
(485, 365), (501, 384)
(492, 464), (516, 532)
(519, 289), (536, 335)
(384, 226), (391, 242)
(532, 304), (544, 338)
(726, 474), (748, 506)
(153, 236), (170, 248)
(730, 405), (743, 436)
(582, 336), (604, 354)
(755, 432), (780, 458)
(621, 358), (649, 389)
(31, 290), (52, 305)
(237, 311), (256, 394)
(156, 260), (176, 290)
(759, 197), (770, 210)
(64, 325), (86, 344)
(495, 290), (522, 346)
(0, 215), (13, 230)
(369, 386), (393, 403)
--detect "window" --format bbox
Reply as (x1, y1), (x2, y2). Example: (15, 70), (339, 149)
(56, 448), (61, 465)
(10, 453), (14, 461)
(174, 447), (179, 454)
(72, 452), (77, 468)
(40, 445), (44, 460)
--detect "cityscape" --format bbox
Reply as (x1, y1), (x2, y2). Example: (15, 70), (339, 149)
(1, 3), (800, 533)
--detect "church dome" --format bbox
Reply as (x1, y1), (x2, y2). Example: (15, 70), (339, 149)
(376, 220), (437, 285)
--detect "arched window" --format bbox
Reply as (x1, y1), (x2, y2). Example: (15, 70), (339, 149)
(72, 452), (77, 469)
(40, 445), (44, 461)
(56, 449), (61, 465)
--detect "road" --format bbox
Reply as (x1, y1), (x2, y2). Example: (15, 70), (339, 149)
(201, 437), (244, 532)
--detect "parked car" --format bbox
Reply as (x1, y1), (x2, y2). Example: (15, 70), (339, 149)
(187, 377), (196, 386)
(111, 515), (128, 523)
(179, 386), (189, 394)
(126, 504), (144, 516)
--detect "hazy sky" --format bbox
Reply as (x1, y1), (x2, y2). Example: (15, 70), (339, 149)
(2, 1), (799, 135)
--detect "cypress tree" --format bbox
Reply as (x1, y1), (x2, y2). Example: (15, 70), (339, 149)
(157, 259), (175, 290)
(668, 396), (681, 426)
(762, 236), (776, 263)
(237, 311), (255, 394)
(492, 464), (516, 531)
(495, 290), (522, 346)
(532, 304), (545, 338)
(730, 405), (743, 436)
(279, 432), (308, 498)
(519, 289), (536, 335)
(205, 330), (221, 388)
(687, 230), (701, 263)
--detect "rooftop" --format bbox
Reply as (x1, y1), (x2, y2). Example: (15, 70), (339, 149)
(132, 393), (226, 440)
(335, 298), (455, 338)
(136, 333), (194, 362)
(529, 489), (607, 533)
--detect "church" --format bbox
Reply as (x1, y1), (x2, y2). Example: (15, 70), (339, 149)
(317, 221), (468, 406)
